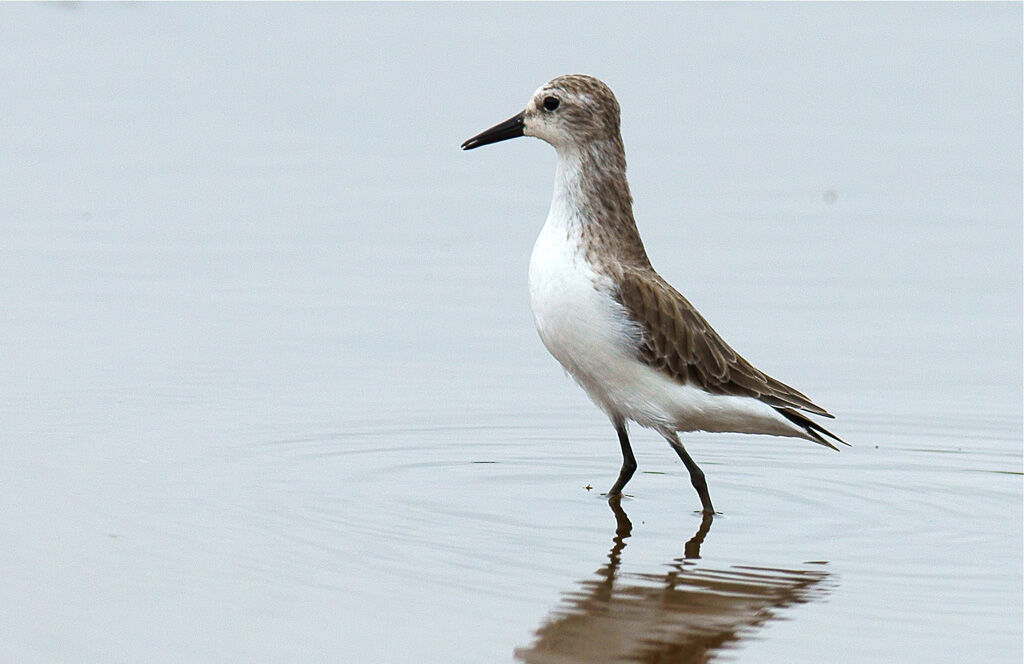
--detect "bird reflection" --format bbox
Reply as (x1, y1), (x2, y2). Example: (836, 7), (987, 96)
(514, 498), (831, 664)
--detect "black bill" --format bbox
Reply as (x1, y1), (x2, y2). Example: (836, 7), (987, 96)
(461, 111), (525, 150)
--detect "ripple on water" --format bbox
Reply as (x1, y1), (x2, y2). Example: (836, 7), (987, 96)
(248, 422), (614, 597)
(246, 409), (1020, 662)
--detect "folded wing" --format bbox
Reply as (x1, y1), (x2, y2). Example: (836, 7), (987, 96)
(614, 268), (844, 443)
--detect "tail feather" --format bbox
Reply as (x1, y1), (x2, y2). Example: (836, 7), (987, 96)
(775, 407), (849, 451)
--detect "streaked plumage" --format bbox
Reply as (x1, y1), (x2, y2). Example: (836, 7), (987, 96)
(463, 74), (845, 513)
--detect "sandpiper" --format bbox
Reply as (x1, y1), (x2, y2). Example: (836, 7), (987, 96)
(462, 74), (845, 514)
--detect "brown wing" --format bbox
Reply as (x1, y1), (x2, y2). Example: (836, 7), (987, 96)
(615, 268), (834, 418)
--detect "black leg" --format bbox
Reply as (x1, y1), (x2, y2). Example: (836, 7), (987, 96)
(606, 422), (637, 497)
(665, 433), (715, 514)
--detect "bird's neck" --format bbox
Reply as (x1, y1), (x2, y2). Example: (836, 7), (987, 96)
(550, 138), (650, 269)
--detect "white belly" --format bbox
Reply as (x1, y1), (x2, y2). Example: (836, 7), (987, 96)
(527, 218), (652, 422)
(527, 217), (805, 439)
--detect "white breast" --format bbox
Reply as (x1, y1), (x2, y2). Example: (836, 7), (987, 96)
(527, 211), (646, 420)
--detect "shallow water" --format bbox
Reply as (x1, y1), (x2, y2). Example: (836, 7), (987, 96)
(1, 3), (1021, 663)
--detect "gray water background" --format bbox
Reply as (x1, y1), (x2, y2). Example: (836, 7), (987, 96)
(1, 3), (1021, 663)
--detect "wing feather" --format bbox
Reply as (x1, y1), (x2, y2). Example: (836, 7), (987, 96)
(615, 268), (834, 418)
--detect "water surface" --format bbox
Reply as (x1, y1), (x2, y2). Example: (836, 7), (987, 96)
(0, 3), (1020, 663)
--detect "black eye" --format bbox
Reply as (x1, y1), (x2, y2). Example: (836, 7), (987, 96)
(543, 96), (560, 111)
